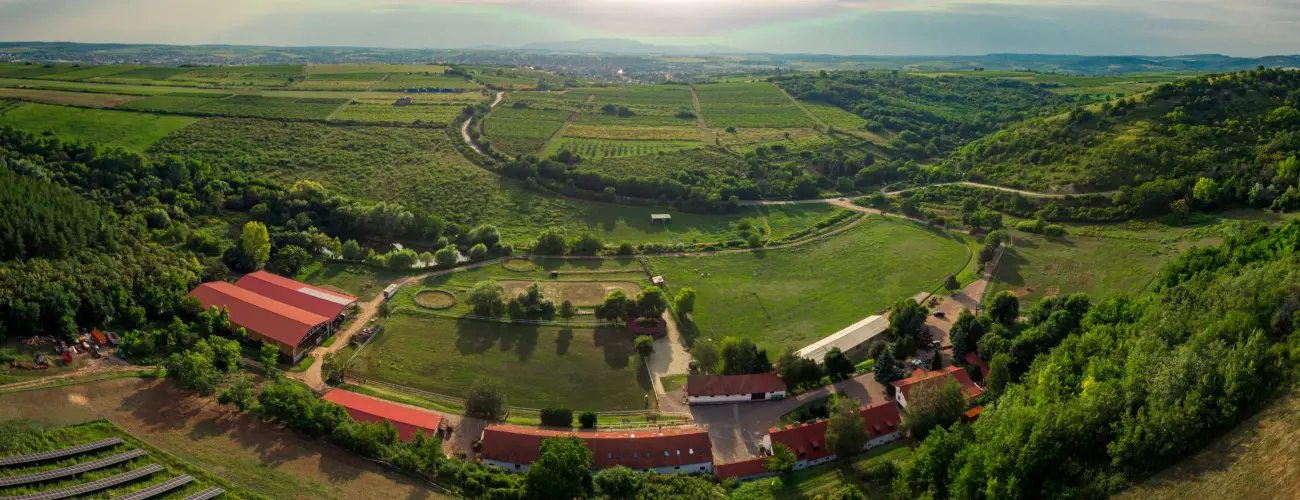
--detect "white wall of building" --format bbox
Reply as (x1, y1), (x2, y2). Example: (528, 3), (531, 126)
(687, 391), (785, 405)
(864, 431), (902, 451)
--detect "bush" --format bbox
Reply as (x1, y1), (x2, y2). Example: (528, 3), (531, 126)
(540, 408), (574, 427)
(466, 379), (507, 420)
(579, 411), (597, 429)
(468, 243), (488, 261)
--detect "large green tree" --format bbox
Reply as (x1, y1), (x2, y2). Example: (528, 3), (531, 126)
(525, 437), (592, 499)
(764, 442), (797, 475)
(825, 397), (869, 459)
(889, 298), (930, 341)
(901, 379), (966, 441)
(240, 221), (271, 269)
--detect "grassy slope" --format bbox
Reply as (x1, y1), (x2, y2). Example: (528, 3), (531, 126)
(0, 102), (196, 151)
(648, 216), (970, 350)
(350, 313), (653, 410)
(1114, 387), (1300, 500)
(733, 441), (912, 499)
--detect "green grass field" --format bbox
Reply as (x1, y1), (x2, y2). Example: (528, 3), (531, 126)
(294, 262), (422, 302)
(350, 313), (653, 410)
(114, 93), (229, 113)
(647, 216), (970, 350)
(389, 257), (647, 316)
(544, 137), (703, 159)
(987, 221), (1223, 306)
(0, 420), (261, 499)
(330, 102), (465, 124)
(694, 82), (817, 129)
(376, 73), (481, 91)
(0, 102), (196, 151)
(569, 147), (743, 178)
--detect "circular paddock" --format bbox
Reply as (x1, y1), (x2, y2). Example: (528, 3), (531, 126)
(414, 290), (456, 310)
(503, 259), (536, 272)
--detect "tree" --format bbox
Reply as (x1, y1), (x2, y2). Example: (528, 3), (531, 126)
(217, 373), (257, 411)
(825, 397), (869, 458)
(322, 351), (349, 384)
(595, 289), (630, 322)
(240, 221), (271, 269)
(674, 287), (697, 315)
(1193, 177), (1218, 206)
(378, 301), (392, 318)
(930, 350), (944, 370)
(560, 300), (575, 320)
(635, 286), (668, 317)
(579, 411), (597, 429)
(166, 349), (218, 396)
(634, 335), (655, 357)
(468, 243), (488, 261)
(594, 466), (643, 498)
(719, 336), (772, 375)
(950, 310), (989, 358)
(341, 240), (363, 261)
(533, 228), (567, 255)
(777, 349), (823, 391)
(944, 275), (960, 291)
(526, 437), (592, 500)
(568, 232), (604, 256)
(271, 245), (312, 275)
(259, 342), (280, 376)
(466, 379), (507, 420)
(433, 246), (460, 269)
(889, 298), (929, 341)
(691, 339), (720, 374)
(988, 291), (1020, 325)
(986, 352), (1012, 398)
(468, 280), (507, 316)
(764, 442), (797, 475)
(873, 349), (902, 385)
(540, 408), (574, 427)
(901, 379), (966, 441)
(824, 348), (855, 381)
(828, 485), (868, 500)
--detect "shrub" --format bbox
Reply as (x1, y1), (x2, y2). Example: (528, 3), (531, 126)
(468, 243), (488, 261)
(540, 408), (574, 427)
(579, 411), (597, 429)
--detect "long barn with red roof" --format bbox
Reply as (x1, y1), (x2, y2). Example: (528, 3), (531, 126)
(186, 272), (356, 362)
(323, 389), (443, 441)
(479, 425), (713, 475)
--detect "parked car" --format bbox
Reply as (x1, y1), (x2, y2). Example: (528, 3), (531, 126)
(933, 311), (946, 318)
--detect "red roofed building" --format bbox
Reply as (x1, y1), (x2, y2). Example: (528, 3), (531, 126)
(964, 352), (990, 379)
(322, 389), (443, 441)
(187, 281), (329, 361)
(235, 271), (356, 320)
(479, 425), (713, 475)
(714, 457), (773, 481)
(763, 420), (833, 470)
(860, 402), (904, 451)
(686, 373), (787, 404)
(891, 366), (984, 410)
(965, 406), (984, 423)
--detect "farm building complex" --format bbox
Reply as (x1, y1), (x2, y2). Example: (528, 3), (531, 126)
(686, 373), (787, 404)
(186, 272), (356, 362)
(759, 402), (903, 471)
(322, 389), (444, 440)
(479, 426), (714, 475)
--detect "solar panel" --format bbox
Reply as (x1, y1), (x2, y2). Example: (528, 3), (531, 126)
(109, 475), (193, 500)
(0, 439), (123, 467)
(0, 449), (147, 487)
(182, 486), (225, 500)
(1, 463), (162, 500)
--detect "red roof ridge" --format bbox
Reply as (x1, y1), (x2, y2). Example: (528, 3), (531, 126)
(686, 373), (785, 397)
(323, 389), (443, 441)
(187, 281), (328, 347)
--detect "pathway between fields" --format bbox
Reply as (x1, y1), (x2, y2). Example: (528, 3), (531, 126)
(687, 84), (714, 143)
(461, 91), (504, 155)
(881, 181), (1119, 198)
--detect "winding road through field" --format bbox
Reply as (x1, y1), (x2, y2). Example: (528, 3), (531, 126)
(880, 181), (1119, 198)
(461, 90), (504, 155)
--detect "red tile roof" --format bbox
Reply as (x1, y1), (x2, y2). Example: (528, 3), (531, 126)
(965, 406), (984, 423)
(964, 352), (990, 379)
(768, 420), (831, 462)
(714, 457), (770, 480)
(687, 373), (785, 397)
(322, 389), (443, 441)
(859, 402), (901, 438)
(891, 366), (984, 402)
(479, 425), (712, 470)
(187, 281), (328, 347)
(235, 271), (356, 319)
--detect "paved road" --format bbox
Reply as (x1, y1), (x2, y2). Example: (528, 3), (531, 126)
(461, 91), (504, 155)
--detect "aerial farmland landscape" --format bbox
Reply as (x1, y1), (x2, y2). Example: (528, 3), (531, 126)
(2, 1), (1300, 499)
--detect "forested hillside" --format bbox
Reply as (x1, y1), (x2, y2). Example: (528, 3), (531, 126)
(0, 164), (115, 260)
(948, 68), (1300, 214)
(893, 220), (1300, 498)
(774, 71), (1078, 160)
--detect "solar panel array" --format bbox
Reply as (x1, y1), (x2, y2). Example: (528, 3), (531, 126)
(182, 486), (225, 500)
(109, 474), (193, 500)
(1, 463), (162, 500)
(0, 439), (123, 467)
(0, 449), (147, 487)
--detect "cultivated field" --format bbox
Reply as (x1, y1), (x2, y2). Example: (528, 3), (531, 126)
(0, 420), (260, 499)
(647, 217), (970, 349)
(803, 101), (891, 143)
(330, 102), (466, 124)
(693, 82), (817, 129)
(376, 73), (480, 91)
(544, 138), (703, 159)
(482, 106), (571, 156)
(0, 378), (443, 499)
(0, 102), (196, 151)
(717, 127), (837, 153)
(568, 147), (743, 178)
(349, 314), (653, 410)
(0, 88), (142, 107)
(307, 64), (448, 74)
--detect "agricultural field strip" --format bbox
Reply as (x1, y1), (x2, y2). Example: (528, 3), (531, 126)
(774, 82), (829, 128)
(540, 93), (594, 153)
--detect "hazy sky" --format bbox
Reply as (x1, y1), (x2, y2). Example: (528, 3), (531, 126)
(1, 0), (1298, 55)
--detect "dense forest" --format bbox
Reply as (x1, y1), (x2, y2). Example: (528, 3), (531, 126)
(892, 220), (1300, 498)
(948, 68), (1300, 214)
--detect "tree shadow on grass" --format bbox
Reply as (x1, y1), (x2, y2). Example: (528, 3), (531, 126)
(556, 327), (573, 356)
(992, 248), (1029, 288)
(592, 326), (635, 369)
(454, 319), (503, 355)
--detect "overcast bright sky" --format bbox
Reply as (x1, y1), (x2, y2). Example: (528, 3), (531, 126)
(1, 0), (1298, 56)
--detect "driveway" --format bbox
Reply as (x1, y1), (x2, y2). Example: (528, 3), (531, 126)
(690, 372), (889, 463)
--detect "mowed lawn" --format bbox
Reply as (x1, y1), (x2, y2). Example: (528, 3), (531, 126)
(351, 314), (653, 410)
(988, 222), (1222, 306)
(1114, 388), (1300, 500)
(648, 216), (970, 350)
(0, 102), (196, 151)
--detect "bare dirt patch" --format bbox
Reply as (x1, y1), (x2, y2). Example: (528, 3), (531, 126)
(501, 280), (641, 306)
(1043, 287), (1060, 298)
(414, 290), (455, 310)
(0, 377), (446, 499)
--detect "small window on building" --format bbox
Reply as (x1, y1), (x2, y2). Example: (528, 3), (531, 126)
(633, 452), (638, 458)
(663, 451), (669, 457)
(607, 453), (613, 459)
(688, 448), (694, 454)
(675, 449), (680, 455)
(514, 464), (521, 469)
(674, 466), (680, 470)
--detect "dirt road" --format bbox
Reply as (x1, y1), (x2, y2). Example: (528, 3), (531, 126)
(460, 91), (504, 155)
(882, 181), (1119, 198)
